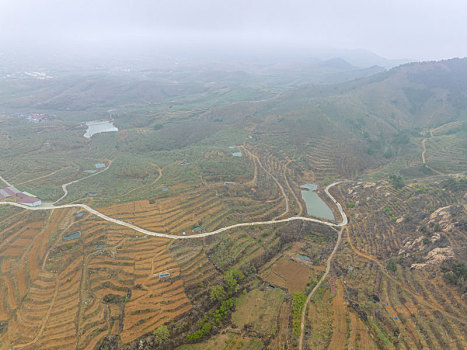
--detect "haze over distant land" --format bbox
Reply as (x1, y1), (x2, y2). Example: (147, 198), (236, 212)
(1, 0), (466, 67)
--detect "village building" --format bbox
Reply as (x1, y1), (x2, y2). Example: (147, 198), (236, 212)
(0, 187), (41, 206)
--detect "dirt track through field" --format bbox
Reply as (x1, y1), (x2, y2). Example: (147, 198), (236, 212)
(241, 146), (290, 220)
(420, 122), (461, 175)
(298, 227), (344, 350)
(53, 159), (113, 204)
(13, 277), (60, 349)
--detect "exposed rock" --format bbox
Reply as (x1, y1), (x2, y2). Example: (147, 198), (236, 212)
(363, 182), (376, 188)
(411, 247), (454, 270)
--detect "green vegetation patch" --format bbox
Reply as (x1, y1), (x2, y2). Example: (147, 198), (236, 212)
(441, 261), (467, 293)
(389, 174), (404, 189)
(186, 269), (245, 342)
(292, 292), (307, 335)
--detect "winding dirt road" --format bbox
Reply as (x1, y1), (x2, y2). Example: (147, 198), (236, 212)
(240, 147), (290, 220)
(0, 182), (347, 240)
(53, 160), (113, 204)
(298, 227), (344, 350)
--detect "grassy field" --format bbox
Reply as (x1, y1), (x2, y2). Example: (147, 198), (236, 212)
(232, 288), (285, 336)
(177, 333), (263, 350)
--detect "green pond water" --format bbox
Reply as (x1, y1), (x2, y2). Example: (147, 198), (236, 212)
(300, 184), (335, 221)
(63, 231), (82, 241)
(296, 254), (311, 261)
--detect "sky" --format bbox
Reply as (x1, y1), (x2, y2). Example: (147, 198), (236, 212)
(1, 0), (466, 61)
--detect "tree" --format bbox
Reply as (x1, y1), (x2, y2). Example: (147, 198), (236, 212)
(153, 325), (169, 346)
(224, 269), (244, 295)
(226, 268), (244, 282)
(210, 285), (226, 303)
(153, 124), (164, 130)
(386, 260), (396, 272)
(384, 149), (393, 159)
(224, 274), (239, 296)
(389, 174), (404, 189)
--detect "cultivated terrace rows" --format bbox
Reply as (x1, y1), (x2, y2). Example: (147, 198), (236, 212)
(0, 208), (194, 349)
(328, 179), (467, 349)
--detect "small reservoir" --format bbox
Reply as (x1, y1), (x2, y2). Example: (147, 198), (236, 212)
(300, 184), (335, 221)
(296, 254), (311, 262)
(84, 121), (118, 138)
(63, 231), (82, 241)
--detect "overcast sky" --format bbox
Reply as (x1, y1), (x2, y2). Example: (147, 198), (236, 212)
(1, 0), (466, 61)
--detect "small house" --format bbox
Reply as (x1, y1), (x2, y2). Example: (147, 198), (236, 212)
(18, 194), (41, 207)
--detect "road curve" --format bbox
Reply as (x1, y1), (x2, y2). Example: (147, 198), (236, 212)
(240, 147), (289, 220)
(325, 182), (347, 225)
(54, 161), (113, 204)
(0, 182), (347, 240)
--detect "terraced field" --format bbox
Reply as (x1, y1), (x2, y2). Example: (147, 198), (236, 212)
(98, 148), (293, 236)
(0, 207), (193, 349)
(329, 180), (467, 349)
(425, 133), (467, 174)
(1, 58), (466, 349)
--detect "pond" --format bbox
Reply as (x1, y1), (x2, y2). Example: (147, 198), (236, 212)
(84, 121), (118, 138)
(232, 152), (242, 157)
(63, 231), (82, 241)
(300, 184), (335, 221)
(296, 254), (311, 262)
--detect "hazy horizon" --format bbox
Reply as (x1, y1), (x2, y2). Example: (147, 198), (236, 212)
(1, 0), (467, 65)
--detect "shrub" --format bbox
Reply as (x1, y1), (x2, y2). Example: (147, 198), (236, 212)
(186, 322), (212, 341)
(389, 174), (404, 189)
(442, 262), (467, 292)
(213, 298), (236, 324)
(153, 124), (164, 130)
(224, 269), (244, 296)
(386, 260), (396, 272)
(210, 285), (226, 303)
(384, 149), (393, 159)
(153, 325), (169, 346)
